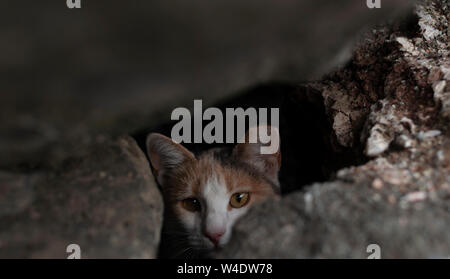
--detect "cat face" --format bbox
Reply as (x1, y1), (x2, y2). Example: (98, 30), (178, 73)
(146, 126), (281, 254)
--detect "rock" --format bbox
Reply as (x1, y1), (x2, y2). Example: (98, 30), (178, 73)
(0, 172), (40, 218)
(217, 181), (450, 259)
(0, 0), (413, 168)
(401, 191), (427, 204)
(372, 178), (384, 190)
(0, 136), (163, 258)
(308, 0), (447, 158)
(217, 1), (450, 258)
(395, 1), (450, 119)
(417, 130), (442, 140)
(365, 124), (393, 157)
(395, 134), (416, 149)
(396, 37), (420, 56)
(332, 112), (353, 147)
(416, 2), (444, 41)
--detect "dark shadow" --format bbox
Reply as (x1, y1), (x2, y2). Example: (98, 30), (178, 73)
(133, 82), (367, 195)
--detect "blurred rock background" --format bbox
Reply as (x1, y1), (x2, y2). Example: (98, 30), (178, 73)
(0, 0), (410, 169)
(1, 0), (449, 258)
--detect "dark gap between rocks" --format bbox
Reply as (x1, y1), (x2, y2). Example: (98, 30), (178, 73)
(132, 82), (368, 195)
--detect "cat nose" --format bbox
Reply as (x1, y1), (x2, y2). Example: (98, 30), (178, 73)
(204, 230), (224, 246)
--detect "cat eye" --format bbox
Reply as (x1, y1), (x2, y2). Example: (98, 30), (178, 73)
(229, 192), (250, 208)
(181, 198), (201, 212)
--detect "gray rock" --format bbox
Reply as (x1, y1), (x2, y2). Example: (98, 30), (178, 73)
(0, 0), (413, 168)
(0, 136), (163, 258)
(216, 0), (450, 259)
(217, 181), (450, 258)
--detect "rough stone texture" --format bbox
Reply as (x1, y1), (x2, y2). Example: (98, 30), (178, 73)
(218, 135), (450, 258)
(217, 0), (450, 259)
(217, 180), (450, 259)
(309, 0), (447, 156)
(0, 136), (163, 258)
(0, 0), (413, 169)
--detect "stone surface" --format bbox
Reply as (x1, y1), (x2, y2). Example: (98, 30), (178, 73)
(0, 0), (413, 169)
(219, 132), (450, 258)
(0, 136), (163, 258)
(311, 0), (448, 156)
(217, 0), (450, 259)
(217, 179), (450, 258)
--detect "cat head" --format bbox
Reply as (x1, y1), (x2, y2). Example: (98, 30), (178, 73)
(146, 126), (281, 252)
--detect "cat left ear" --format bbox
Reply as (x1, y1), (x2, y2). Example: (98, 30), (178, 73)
(146, 133), (195, 186)
(233, 126), (281, 186)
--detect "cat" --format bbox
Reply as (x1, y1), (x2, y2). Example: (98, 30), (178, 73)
(146, 126), (281, 258)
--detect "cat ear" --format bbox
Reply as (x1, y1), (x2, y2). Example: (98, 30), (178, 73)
(233, 125), (281, 186)
(146, 133), (195, 186)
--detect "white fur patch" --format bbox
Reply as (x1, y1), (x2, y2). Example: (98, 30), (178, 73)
(201, 172), (249, 247)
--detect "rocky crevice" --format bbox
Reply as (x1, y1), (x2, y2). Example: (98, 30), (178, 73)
(0, 0), (448, 258)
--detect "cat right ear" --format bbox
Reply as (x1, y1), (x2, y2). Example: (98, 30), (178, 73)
(146, 133), (195, 186)
(233, 125), (281, 186)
